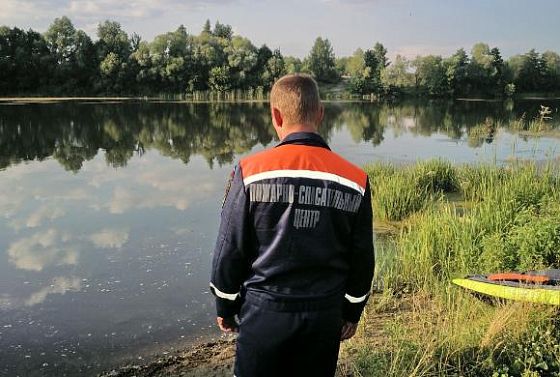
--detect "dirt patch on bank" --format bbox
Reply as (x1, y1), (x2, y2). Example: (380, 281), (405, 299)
(99, 293), (406, 377)
(99, 340), (236, 377)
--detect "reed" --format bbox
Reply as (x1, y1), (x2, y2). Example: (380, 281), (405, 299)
(348, 160), (560, 377)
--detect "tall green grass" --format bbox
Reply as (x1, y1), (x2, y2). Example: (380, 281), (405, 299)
(349, 160), (560, 377)
(365, 159), (458, 222)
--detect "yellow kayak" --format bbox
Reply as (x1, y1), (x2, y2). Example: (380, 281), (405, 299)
(452, 270), (560, 305)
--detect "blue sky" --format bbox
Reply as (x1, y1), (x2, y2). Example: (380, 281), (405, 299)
(1, 0), (559, 59)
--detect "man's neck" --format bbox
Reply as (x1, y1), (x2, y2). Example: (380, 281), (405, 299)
(281, 124), (318, 139)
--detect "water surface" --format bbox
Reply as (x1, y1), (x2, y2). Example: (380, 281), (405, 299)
(1, 99), (559, 376)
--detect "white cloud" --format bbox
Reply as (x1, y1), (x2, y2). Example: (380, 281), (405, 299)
(7, 229), (79, 271)
(89, 228), (129, 248)
(0, 0), (236, 26)
(0, 0), (57, 25)
(391, 44), (458, 60)
(25, 276), (81, 306)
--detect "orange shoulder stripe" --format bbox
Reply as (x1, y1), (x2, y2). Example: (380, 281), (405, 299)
(240, 145), (367, 191)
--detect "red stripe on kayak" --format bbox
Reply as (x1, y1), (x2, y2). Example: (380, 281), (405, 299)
(488, 273), (549, 284)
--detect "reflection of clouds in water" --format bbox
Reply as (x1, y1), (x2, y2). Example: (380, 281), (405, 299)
(138, 169), (214, 193)
(0, 294), (12, 310)
(108, 186), (189, 213)
(83, 159), (121, 188)
(106, 163), (215, 213)
(0, 187), (25, 219)
(7, 229), (79, 271)
(25, 276), (82, 306)
(26, 205), (66, 228)
(387, 115), (417, 130)
(90, 228), (129, 249)
(2, 153), (219, 221)
(173, 227), (193, 236)
(1, 154), (221, 272)
(8, 204), (66, 231)
(46, 188), (91, 201)
(0, 160), (63, 218)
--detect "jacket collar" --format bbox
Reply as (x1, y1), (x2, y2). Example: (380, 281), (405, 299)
(275, 132), (331, 150)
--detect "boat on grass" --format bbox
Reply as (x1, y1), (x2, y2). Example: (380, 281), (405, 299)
(452, 270), (560, 305)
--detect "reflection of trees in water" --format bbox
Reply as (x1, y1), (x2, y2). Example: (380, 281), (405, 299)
(0, 102), (278, 171)
(1, 101), (558, 171)
(334, 100), (559, 147)
(333, 103), (385, 145)
(0, 102), (345, 172)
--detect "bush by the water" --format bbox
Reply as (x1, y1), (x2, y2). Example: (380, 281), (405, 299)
(349, 160), (560, 377)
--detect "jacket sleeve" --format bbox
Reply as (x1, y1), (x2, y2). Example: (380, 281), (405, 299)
(210, 164), (253, 318)
(343, 178), (375, 323)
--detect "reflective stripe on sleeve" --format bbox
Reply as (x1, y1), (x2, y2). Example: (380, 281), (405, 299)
(209, 283), (239, 301)
(345, 293), (369, 304)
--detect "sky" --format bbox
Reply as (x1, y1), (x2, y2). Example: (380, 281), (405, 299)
(1, 0), (559, 60)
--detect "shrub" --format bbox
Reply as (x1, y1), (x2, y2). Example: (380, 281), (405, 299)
(372, 171), (431, 222)
(413, 159), (459, 194)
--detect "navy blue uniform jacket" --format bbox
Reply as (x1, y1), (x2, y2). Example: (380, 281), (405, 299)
(210, 132), (374, 323)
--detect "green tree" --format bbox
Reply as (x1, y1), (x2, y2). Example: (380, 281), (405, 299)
(252, 44), (273, 86)
(213, 21), (233, 40)
(202, 19), (212, 35)
(44, 17), (96, 93)
(507, 54), (524, 86)
(100, 53), (122, 82)
(209, 65), (233, 92)
(44, 16), (78, 64)
(150, 25), (193, 92)
(349, 45), (386, 95)
(373, 42), (389, 69)
(304, 37), (339, 83)
(130, 33), (142, 52)
(381, 55), (414, 92)
(190, 25), (229, 90)
(413, 55), (448, 96)
(542, 51), (560, 91)
(262, 49), (286, 88)
(467, 43), (493, 94)
(96, 20), (132, 93)
(335, 56), (349, 77)
(129, 41), (155, 93)
(346, 49), (364, 77)
(284, 56), (303, 73)
(0, 27), (52, 94)
(96, 20), (130, 60)
(516, 49), (546, 92)
(444, 48), (469, 96)
(490, 47), (505, 95)
(225, 36), (258, 89)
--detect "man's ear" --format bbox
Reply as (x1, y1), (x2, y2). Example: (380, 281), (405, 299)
(272, 107), (283, 128)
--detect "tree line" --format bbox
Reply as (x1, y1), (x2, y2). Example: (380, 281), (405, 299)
(1, 16), (559, 98)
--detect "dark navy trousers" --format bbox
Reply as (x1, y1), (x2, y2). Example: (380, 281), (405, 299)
(234, 300), (343, 377)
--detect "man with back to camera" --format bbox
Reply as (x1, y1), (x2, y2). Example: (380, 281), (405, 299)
(210, 74), (374, 377)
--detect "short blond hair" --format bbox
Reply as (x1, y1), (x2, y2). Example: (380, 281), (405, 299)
(270, 74), (321, 126)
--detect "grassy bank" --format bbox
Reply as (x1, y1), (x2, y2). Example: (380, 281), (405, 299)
(344, 160), (560, 377)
